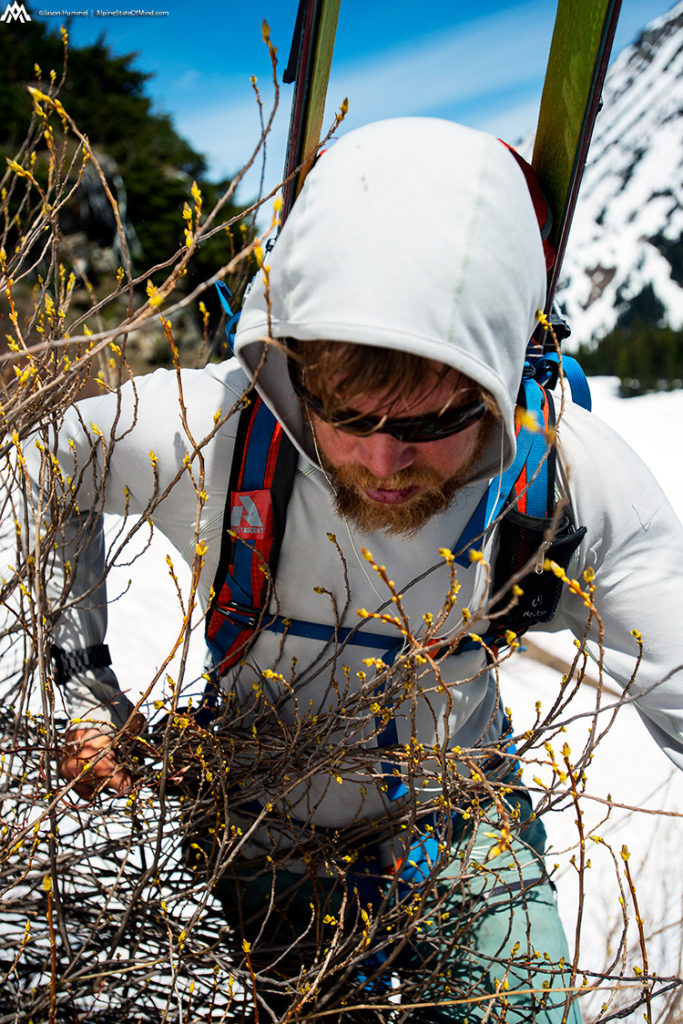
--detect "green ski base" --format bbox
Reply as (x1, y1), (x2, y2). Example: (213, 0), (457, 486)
(532, 0), (622, 305)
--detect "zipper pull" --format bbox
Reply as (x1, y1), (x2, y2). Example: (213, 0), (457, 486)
(535, 539), (551, 574)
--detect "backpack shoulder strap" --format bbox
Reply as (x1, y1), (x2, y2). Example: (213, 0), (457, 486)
(484, 380), (586, 646)
(449, 378), (586, 655)
(205, 392), (299, 676)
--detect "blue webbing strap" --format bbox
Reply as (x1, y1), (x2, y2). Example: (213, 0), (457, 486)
(515, 378), (552, 519)
(215, 281), (242, 355)
(526, 348), (592, 413)
(254, 616), (409, 799)
(263, 614), (401, 650)
(372, 642), (409, 803)
(543, 352), (592, 411)
(393, 714), (518, 893)
(453, 378), (549, 566)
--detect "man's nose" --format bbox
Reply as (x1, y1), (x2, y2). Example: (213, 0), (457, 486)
(350, 432), (415, 479)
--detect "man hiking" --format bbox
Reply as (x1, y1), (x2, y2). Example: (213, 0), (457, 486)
(36, 118), (683, 1022)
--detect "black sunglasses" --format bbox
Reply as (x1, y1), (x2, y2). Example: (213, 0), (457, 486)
(292, 376), (488, 443)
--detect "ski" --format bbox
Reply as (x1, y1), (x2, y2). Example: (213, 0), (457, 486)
(281, 0), (341, 223)
(214, 0), (339, 346)
(532, 0), (622, 310)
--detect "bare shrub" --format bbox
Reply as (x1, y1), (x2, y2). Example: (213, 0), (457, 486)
(0, 27), (681, 1024)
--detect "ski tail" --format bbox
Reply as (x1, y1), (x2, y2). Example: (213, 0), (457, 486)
(532, 0), (622, 310)
(214, 0), (339, 352)
(281, 0), (341, 223)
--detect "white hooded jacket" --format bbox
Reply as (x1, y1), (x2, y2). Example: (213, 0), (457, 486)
(29, 119), (683, 853)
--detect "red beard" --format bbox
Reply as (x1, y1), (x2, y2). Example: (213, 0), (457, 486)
(320, 440), (485, 536)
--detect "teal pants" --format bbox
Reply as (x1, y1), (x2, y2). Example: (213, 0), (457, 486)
(212, 802), (583, 1023)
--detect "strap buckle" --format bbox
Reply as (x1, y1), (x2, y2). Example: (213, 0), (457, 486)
(212, 601), (261, 629)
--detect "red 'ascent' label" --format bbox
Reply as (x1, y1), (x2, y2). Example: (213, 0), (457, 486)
(229, 490), (273, 540)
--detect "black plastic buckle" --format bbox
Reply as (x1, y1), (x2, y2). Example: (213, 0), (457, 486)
(214, 602), (260, 629)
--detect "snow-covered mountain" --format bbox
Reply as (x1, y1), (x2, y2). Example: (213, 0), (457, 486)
(556, 1), (683, 347)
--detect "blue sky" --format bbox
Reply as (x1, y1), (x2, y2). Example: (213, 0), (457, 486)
(31, 0), (673, 208)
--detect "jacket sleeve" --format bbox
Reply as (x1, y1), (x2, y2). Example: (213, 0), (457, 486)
(46, 508), (137, 731)
(549, 404), (683, 770)
(24, 362), (246, 731)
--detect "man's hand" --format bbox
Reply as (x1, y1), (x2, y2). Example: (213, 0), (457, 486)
(59, 713), (146, 799)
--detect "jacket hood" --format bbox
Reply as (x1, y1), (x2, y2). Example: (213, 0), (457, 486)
(234, 117), (547, 480)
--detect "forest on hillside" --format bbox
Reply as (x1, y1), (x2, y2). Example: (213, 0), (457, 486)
(577, 284), (683, 396)
(0, 17), (257, 373)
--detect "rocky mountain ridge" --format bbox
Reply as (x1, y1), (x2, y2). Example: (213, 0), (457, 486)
(556, 1), (683, 347)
